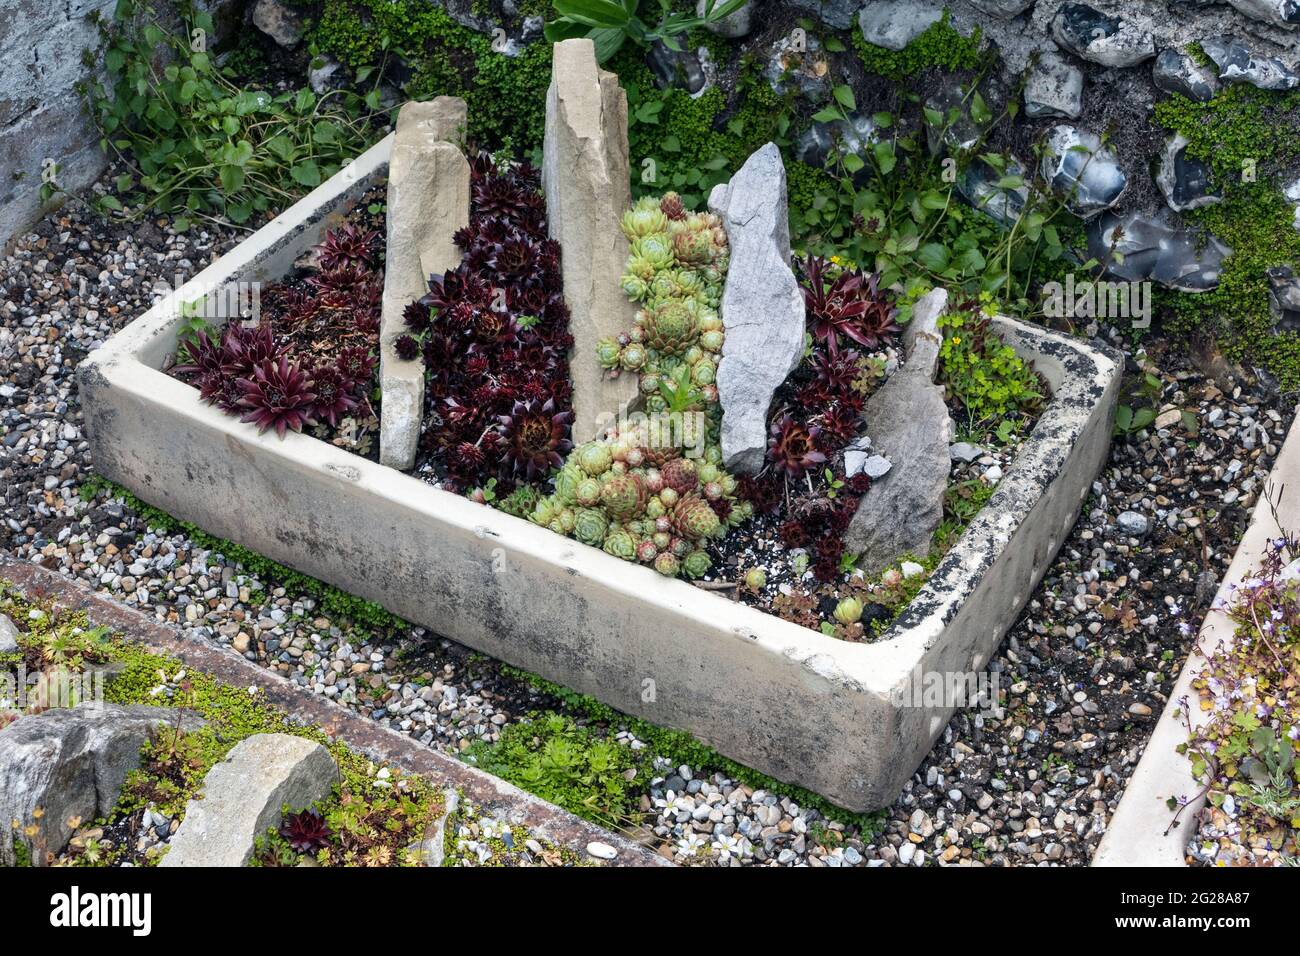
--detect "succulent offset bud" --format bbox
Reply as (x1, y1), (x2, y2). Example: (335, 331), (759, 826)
(643, 468), (664, 494)
(744, 568), (767, 591)
(622, 206), (670, 239)
(702, 481), (723, 501)
(659, 487), (679, 508)
(672, 493), (720, 540)
(554, 462), (584, 505)
(645, 496), (666, 519)
(653, 552), (680, 577)
(636, 540), (659, 563)
(575, 477), (602, 508)
(603, 529), (637, 561)
(596, 337), (622, 370)
(573, 507), (609, 546)
(655, 516), (672, 534)
(652, 531), (672, 551)
(833, 597), (864, 625)
(575, 441), (613, 477)
(625, 447), (645, 468)
(699, 329), (724, 352)
(682, 550), (712, 579)
(670, 536), (691, 557)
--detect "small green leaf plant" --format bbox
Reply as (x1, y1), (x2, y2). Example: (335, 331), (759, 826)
(937, 294), (1044, 433)
(545, 0), (750, 63)
(77, 0), (384, 228)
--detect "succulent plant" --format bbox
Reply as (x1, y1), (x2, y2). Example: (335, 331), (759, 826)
(799, 255), (901, 358)
(660, 457), (699, 496)
(653, 552), (680, 577)
(682, 550), (712, 579)
(767, 415), (828, 478)
(573, 507), (609, 546)
(622, 204), (670, 240)
(497, 398), (573, 480)
(833, 597), (864, 625)
(315, 223), (379, 272)
(237, 356), (317, 438)
(280, 808), (332, 853)
(638, 301), (698, 356)
(603, 529), (637, 560)
(672, 493), (721, 541)
(600, 472), (645, 519)
(744, 568), (767, 591)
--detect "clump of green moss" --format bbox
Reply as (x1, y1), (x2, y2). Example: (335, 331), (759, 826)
(307, 0), (551, 154)
(1153, 85), (1300, 389)
(852, 11), (986, 81)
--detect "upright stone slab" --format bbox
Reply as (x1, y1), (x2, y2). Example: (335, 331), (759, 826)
(379, 98), (471, 470)
(543, 39), (640, 443)
(161, 733), (336, 867)
(708, 143), (806, 475)
(844, 288), (954, 573)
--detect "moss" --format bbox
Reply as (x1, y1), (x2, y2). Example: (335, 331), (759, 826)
(498, 666), (886, 834)
(1154, 85), (1300, 390)
(463, 712), (644, 828)
(852, 10), (986, 81)
(307, 0), (551, 155)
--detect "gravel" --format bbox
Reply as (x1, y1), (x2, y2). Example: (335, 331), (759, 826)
(2, 181), (1293, 867)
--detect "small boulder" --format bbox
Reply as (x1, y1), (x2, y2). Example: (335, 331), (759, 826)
(1051, 3), (1154, 68)
(1086, 210), (1230, 293)
(0, 704), (205, 866)
(543, 39), (641, 443)
(698, 0), (754, 38)
(1040, 125), (1127, 219)
(1201, 35), (1300, 91)
(251, 0), (303, 48)
(1023, 49), (1084, 119)
(162, 733), (336, 867)
(0, 614), (18, 654)
(1152, 49), (1219, 102)
(708, 144), (807, 476)
(789, 0), (864, 30)
(859, 0), (945, 51)
(967, 0), (1035, 16)
(1227, 0), (1300, 26)
(1154, 134), (1220, 212)
(844, 289), (954, 572)
(1267, 266), (1300, 332)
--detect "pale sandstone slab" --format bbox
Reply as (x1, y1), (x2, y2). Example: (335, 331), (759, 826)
(379, 98), (470, 470)
(542, 39), (640, 443)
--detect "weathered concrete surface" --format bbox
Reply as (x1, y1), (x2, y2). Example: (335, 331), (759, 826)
(1094, 416), (1300, 866)
(379, 98), (470, 470)
(0, 0), (240, 245)
(77, 150), (1122, 810)
(0, 704), (205, 866)
(162, 733), (336, 867)
(708, 143), (806, 476)
(542, 39), (640, 443)
(844, 289), (953, 570)
(0, 558), (671, 866)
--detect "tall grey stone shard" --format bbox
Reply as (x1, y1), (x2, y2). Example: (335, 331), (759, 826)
(379, 98), (470, 470)
(162, 733), (336, 867)
(708, 143), (806, 476)
(844, 288), (954, 573)
(543, 39), (640, 443)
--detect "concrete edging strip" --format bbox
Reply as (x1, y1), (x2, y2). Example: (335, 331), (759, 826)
(1093, 401), (1300, 867)
(0, 557), (671, 867)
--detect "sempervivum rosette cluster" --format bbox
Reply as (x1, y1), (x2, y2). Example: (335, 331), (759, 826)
(401, 152), (574, 492)
(597, 193), (728, 420)
(525, 419), (752, 580)
(173, 224), (381, 439)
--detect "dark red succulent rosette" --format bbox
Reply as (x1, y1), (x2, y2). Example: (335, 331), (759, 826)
(171, 207), (386, 448)
(405, 152), (574, 493)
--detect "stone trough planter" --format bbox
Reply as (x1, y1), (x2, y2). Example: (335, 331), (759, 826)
(78, 134), (1123, 812)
